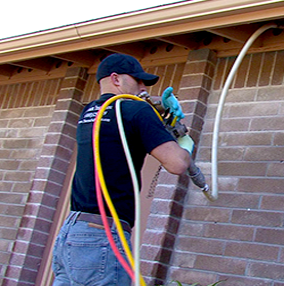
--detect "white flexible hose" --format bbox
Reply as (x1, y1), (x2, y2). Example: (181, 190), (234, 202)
(211, 23), (277, 200)
(115, 99), (141, 286)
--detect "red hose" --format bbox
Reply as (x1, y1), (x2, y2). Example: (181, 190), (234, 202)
(93, 116), (134, 280)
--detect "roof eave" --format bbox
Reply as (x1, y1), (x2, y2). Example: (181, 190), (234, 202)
(0, 0), (284, 63)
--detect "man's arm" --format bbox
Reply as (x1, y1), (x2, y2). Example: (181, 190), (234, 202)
(150, 141), (190, 175)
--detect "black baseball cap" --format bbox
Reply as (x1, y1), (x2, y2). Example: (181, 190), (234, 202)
(96, 53), (159, 86)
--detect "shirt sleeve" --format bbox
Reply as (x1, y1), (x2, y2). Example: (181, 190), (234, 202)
(128, 101), (175, 154)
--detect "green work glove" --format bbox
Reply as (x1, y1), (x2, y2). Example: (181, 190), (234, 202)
(177, 134), (195, 155)
(162, 87), (184, 121)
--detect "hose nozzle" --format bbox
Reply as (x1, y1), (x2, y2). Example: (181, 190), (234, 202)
(201, 184), (216, 202)
(188, 161), (216, 201)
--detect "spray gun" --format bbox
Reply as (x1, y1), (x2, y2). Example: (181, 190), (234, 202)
(139, 88), (211, 200)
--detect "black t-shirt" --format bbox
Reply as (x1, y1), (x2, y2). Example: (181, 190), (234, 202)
(71, 93), (175, 227)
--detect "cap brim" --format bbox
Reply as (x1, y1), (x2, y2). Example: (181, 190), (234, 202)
(131, 72), (159, 86)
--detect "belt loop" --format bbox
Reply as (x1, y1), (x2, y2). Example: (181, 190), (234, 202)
(111, 220), (117, 232)
(66, 211), (75, 224)
(71, 211), (81, 225)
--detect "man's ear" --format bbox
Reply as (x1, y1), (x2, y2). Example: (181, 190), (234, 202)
(110, 72), (120, 86)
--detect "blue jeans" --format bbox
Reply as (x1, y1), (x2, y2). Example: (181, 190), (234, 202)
(52, 211), (132, 286)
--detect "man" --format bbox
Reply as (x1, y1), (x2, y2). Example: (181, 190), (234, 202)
(52, 53), (191, 286)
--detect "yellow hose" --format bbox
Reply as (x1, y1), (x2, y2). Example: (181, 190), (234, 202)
(94, 94), (162, 286)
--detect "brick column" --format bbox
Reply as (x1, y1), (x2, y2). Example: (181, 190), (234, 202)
(179, 48), (217, 158)
(2, 67), (88, 286)
(140, 49), (217, 285)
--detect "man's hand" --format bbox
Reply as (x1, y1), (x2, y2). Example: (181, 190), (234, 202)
(162, 87), (184, 121)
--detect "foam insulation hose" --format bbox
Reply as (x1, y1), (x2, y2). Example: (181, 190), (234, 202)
(211, 23), (278, 201)
(93, 94), (163, 286)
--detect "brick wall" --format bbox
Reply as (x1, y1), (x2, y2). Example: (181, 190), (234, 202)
(0, 86), (58, 285)
(141, 49), (217, 285)
(167, 50), (284, 286)
(1, 68), (88, 286)
(2, 49), (284, 286)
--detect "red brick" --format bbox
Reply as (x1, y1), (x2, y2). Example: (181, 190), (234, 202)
(65, 67), (88, 78)
(0, 193), (25, 204)
(213, 58), (226, 90)
(55, 97), (83, 114)
(0, 228), (17, 240)
(255, 228), (284, 245)
(248, 261), (284, 280)
(210, 193), (260, 209)
(178, 221), (204, 237)
(172, 252), (196, 268)
(24, 106), (52, 118)
(224, 56), (236, 81)
(257, 86), (284, 101)
(2, 278), (18, 286)
(41, 192), (59, 208)
(54, 145), (73, 160)
(143, 230), (175, 248)
(225, 241), (279, 261)
(12, 240), (29, 255)
(1, 108), (25, 119)
(177, 237), (224, 255)
(183, 61), (208, 75)
(150, 199), (183, 217)
(37, 203), (54, 218)
(18, 267), (38, 283)
(179, 87), (209, 104)
(218, 162), (267, 176)
(140, 260), (168, 280)
(2, 139), (27, 149)
(180, 74), (205, 88)
(0, 160), (20, 170)
(6, 205), (25, 217)
(259, 52), (275, 86)
(251, 117), (284, 131)
(140, 245), (172, 264)
(8, 252), (25, 266)
(146, 215), (179, 234)
(231, 209), (282, 227)
(10, 149), (39, 160)
(0, 181), (13, 192)
(19, 160), (38, 171)
(238, 178), (284, 194)
(247, 53), (262, 87)
(18, 127), (46, 138)
(220, 132), (272, 146)
(158, 171), (180, 185)
(60, 77), (87, 91)
(61, 123), (77, 138)
(160, 64), (175, 92)
(234, 54), (250, 88)
(204, 224), (254, 241)
(184, 207), (231, 223)
(154, 185), (186, 202)
(0, 216), (19, 228)
(244, 146), (284, 161)
(53, 110), (79, 126)
(261, 195), (284, 210)
(4, 265), (20, 280)
(229, 102), (278, 118)
(272, 50), (284, 85)
(58, 135), (76, 151)
(33, 117), (51, 127)
(194, 254), (246, 275)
